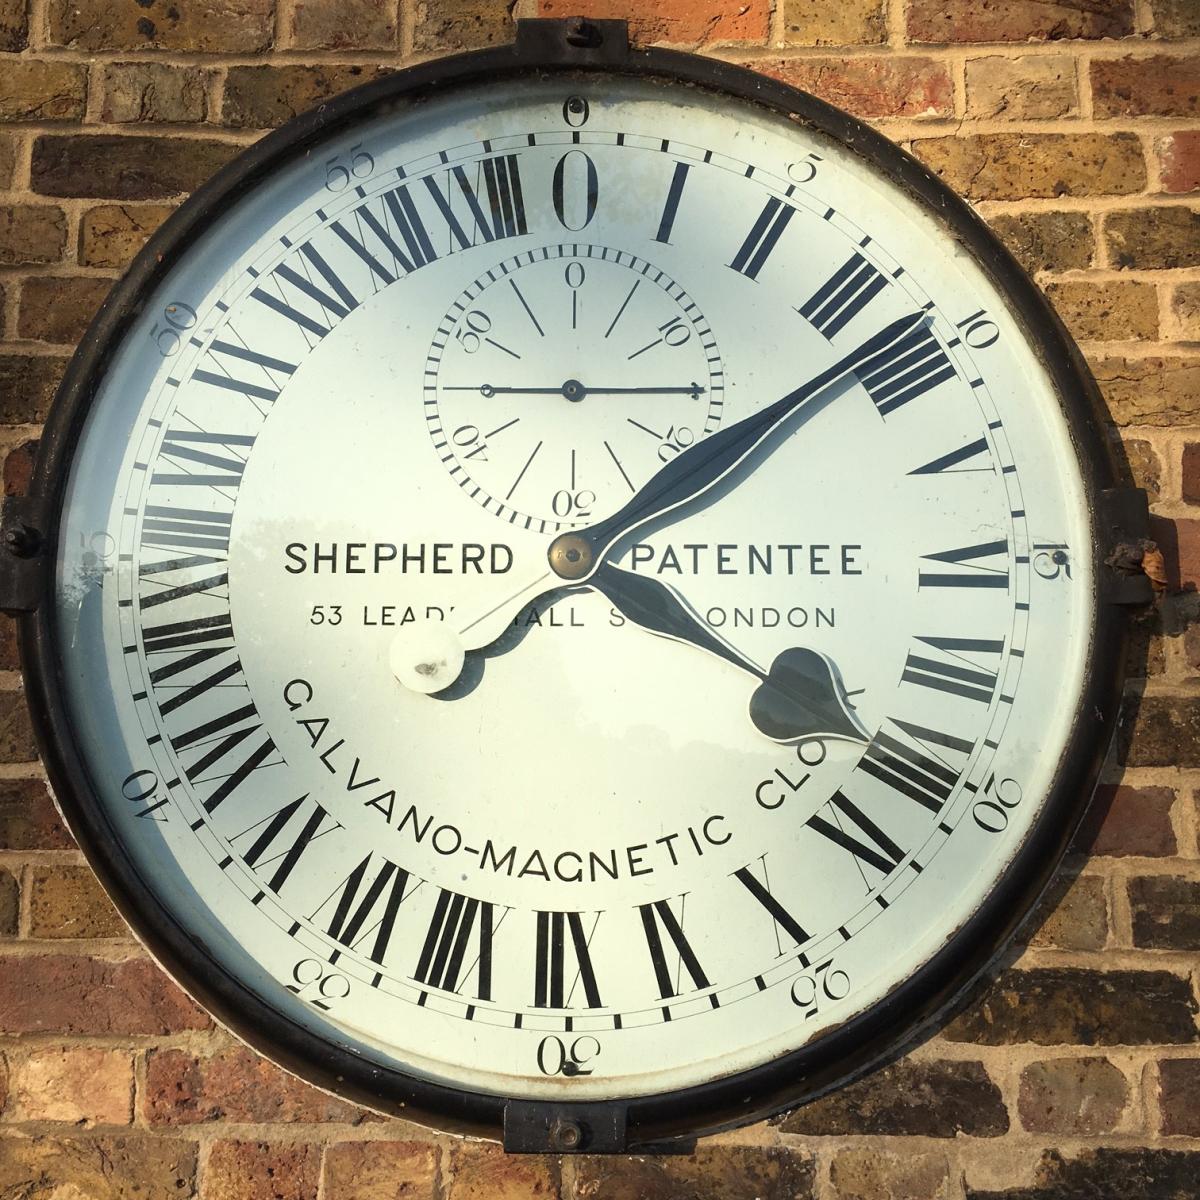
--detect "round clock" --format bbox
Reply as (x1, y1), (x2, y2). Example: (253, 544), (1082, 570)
(4, 18), (1150, 1151)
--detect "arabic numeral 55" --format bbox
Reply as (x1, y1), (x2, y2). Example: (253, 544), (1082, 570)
(148, 302), (197, 357)
(790, 958), (849, 1019)
(972, 773), (1023, 833)
(325, 143), (375, 191)
(287, 958), (351, 1010)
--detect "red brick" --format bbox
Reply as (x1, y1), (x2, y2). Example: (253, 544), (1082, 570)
(0, 61), (87, 123)
(760, 57), (953, 119)
(447, 1143), (559, 1198)
(0, 205), (67, 267)
(1159, 132), (1200, 195)
(1028, 874), (1108, 951)
(0, 777), (73, 850)
(781, 0), (885, 45)
(1184, 443), (1200, 505)
(1129, 876), (1200, 951)
(1018, 1057), (1129, 1134)
(47, 0), (274, 52)
(0, 692), (37, 762)
(8, 1047), (133, 1123)
(0, 1135), (197, 1199)
(1093, 56), (1200, 119)
(79, 204), (175, 269)
(1159, 1058), (1200, 1136)
(27, 865), (127, 938)
(1087, 785), (1177, 857)
(322, 1141), (441, 1198)
(0, 955), (210, 1035)
(573, 1145), (816, 1199)
(221, 65), (388, 129)
(829, 1150), (949, 1200)
(144, 1046), (370, 1125)
(286, 0), (398, 49)
(203, 1140), (320, 1200)
(537, 0), (769, 44)
(18, 276), (111, 345)
(3, 439), (40, 498)
(0, 0), (27, 50)
(31, 134), (241, 200)
(908, 0), (1133, 42)
(912, 133), (1146, 201)
(1150, 515), (1200, 591)
(1091, 356), (1200, 427)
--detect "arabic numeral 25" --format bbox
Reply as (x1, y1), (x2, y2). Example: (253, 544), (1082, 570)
(790, 959), (849, 1019)
(287, 958), (351, 1010)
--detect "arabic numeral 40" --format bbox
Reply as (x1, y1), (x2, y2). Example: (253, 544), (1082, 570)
(121, 770), (171, 822)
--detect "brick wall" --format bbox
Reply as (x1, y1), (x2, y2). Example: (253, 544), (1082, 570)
(0, 0), (1198, 1196)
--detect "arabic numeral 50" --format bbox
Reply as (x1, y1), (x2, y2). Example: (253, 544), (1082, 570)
(972, 772), (1023, 833)
(287, 958), (351, 1010)
(149, 302), (197, 357)
(790, 958), (849, 1019)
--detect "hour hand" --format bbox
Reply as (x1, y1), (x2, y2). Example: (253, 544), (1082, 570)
(589, 561), (866, 745)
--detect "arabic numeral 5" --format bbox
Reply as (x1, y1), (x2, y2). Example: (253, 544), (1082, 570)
(325, 143), (375, 191)
(790, 958), (849, 1019)
(537, 1034), (601, 1076)
(972, 772), (1023, 833)
(148, 302), (197, 357)
(122, 770), (171, 822)
(287, 958), (351, 1010)
(1033, 542), (1071, 581)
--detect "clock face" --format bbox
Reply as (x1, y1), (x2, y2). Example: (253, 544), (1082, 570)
(45, 62), (1107, 1127)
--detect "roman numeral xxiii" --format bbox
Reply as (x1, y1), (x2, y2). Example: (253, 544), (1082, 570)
(413, 889), (496, 1001)
(534, 910), (602, 1009)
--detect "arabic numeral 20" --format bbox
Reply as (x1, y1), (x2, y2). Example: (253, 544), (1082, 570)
(972, 773), (1023, 833)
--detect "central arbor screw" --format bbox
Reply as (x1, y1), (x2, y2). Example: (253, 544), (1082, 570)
(547, 533), (593, 580)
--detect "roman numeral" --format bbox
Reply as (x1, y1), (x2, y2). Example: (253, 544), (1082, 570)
(192, 339), (296, 405)
(253, 243), (359, 340)
(654, 161), (689, 244)
(856, 319), (956, 415)
(902, 635), (1004, 704)
(734, 858), (810, 952)
(798, 252), (888, 338)
(639, 897), (710, 999)
(141, 505), (232, 556)
(171, 704), (280, 814)
(729, 197), (795, 280)
(857, 718), (974, 813)
(329, 184), (441, 284)
(141, 612), (234, 687)
(423, 154), (528, 250)
(312, 853), (411, 965)
(413, 889), (496, 1001)
(919, 540), (1009, 589)
(231, 794), (342, 893)
(152, 430), (254, 489)
(910, 436), (992, 475)
(807, 790), (904, 877)
(533, 910), (602, 1009)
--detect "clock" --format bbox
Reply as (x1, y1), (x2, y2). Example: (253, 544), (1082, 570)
(1, 18), (1152, 1153)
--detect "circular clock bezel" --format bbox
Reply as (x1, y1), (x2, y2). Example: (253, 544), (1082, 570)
(15, 23), (1129, 1146)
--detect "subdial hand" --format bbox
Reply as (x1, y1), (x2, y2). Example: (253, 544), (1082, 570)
(589, 562), (866, 745)
(547, 312), (930, 581)
(443, 380), (706, 401)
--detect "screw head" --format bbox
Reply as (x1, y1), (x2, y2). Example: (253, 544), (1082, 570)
(547, 533), (593, 581)
(549, 1118), (583, 1150)
(4, 524), (40, 559)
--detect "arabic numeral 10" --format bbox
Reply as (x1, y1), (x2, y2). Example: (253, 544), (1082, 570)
(972, 772), (1023, 833)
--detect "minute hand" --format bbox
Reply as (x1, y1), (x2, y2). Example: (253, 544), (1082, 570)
(547, 312), (930, 582)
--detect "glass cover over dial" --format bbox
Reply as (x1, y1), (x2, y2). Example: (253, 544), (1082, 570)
(53, 73), (1094, 1109)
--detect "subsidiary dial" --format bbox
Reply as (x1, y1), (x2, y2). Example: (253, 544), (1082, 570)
(425, 244), (724, 531)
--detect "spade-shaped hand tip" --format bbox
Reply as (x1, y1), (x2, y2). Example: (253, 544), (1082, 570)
(748, 647), (865, 744)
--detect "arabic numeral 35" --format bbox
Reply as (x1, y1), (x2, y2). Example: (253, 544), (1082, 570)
(790, 958), (849, 1019)
(537, 1034), (601, 1076)
(287, 958), (351, 1010)
(972, 772), (1023, 833)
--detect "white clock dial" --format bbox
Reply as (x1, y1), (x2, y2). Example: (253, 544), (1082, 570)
(39, 57), (1116, 1135)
